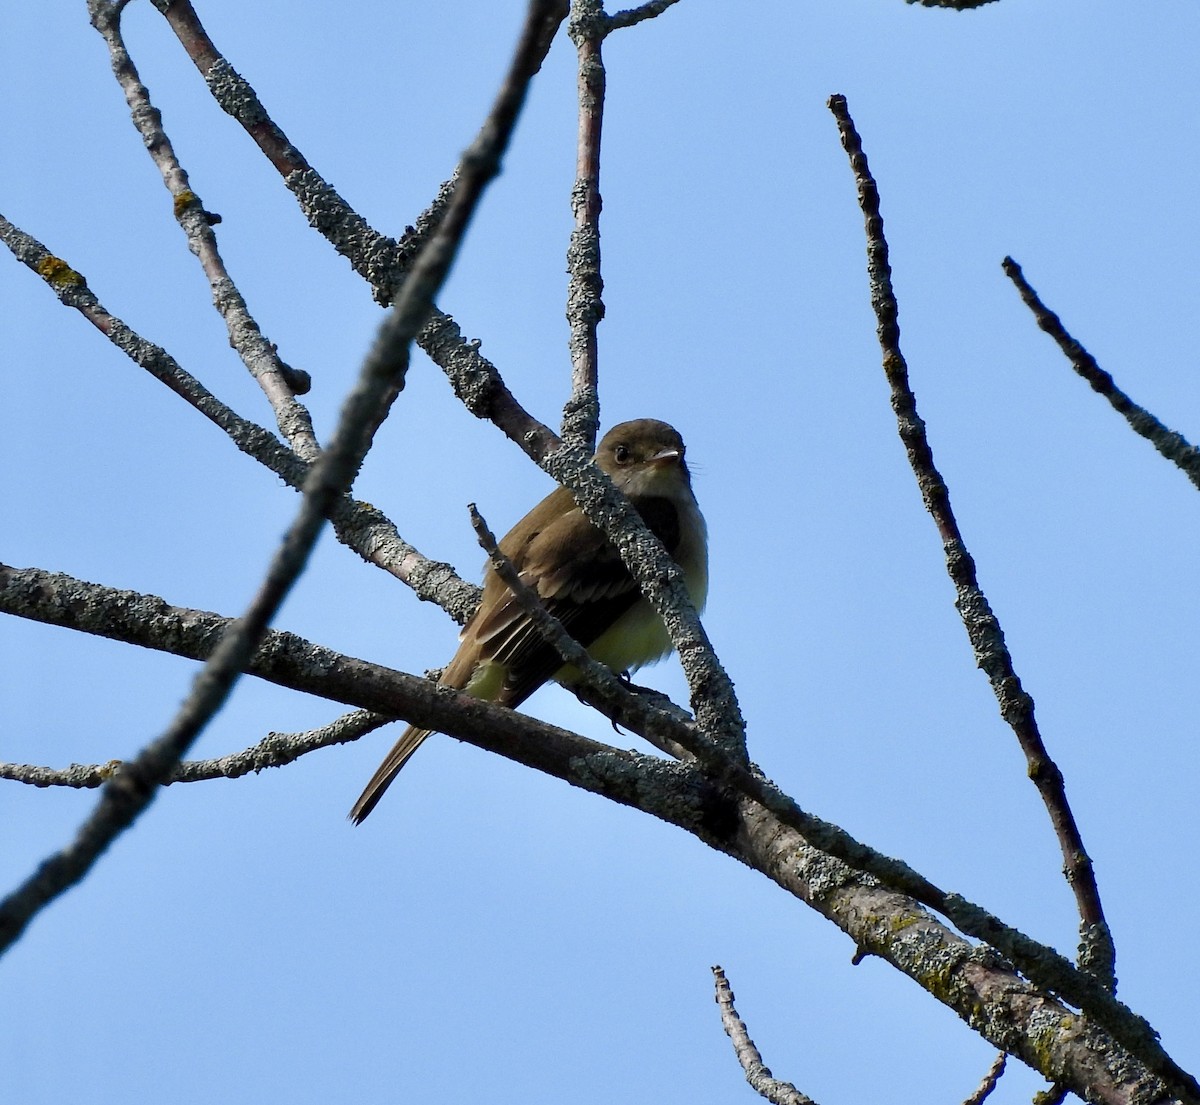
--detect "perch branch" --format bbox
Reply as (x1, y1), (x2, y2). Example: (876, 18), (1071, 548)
(0, 560), (1183, 1089)
(0, 562), (679, 794)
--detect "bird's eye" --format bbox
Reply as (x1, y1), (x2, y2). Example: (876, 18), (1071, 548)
(614, 444), (631, 464)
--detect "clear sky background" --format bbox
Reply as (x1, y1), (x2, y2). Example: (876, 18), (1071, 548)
(3, 2), (1198, 1102)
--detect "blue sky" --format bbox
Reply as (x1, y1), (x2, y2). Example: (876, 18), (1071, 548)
(4, 2), (1199, 1102)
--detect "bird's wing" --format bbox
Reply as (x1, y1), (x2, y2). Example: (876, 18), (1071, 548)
(470, 494), (681, 707)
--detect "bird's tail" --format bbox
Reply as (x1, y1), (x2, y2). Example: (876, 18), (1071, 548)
(348, 725), (432, 824)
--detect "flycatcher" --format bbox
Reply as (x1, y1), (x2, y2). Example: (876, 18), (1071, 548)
(349, 418), (708, 823)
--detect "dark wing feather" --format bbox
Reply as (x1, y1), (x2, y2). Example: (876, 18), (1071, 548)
(471, 494), (682, 708)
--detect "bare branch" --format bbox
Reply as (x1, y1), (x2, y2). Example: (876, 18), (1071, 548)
(606, 0), (683, 32)
(1032, 1081), (1069, 1105)
(0, 558), (1080, 1002)
(0, 214), (289, 466)
(2, 559), (1192, 1097)
(174, 709), (390, 780)
(1003, 256), (1200, 491)
(0, 560), (705, 778)
(561, 0), (607, 449)
(0, 561), (1112, 1012)
(144, 0), (585, 478)
(0, 213), (479, 622)
(905, 0), (999, 8)
(712, 966), (816, 1105)
(0, 710), (391, 789)
(962, 1053), (1007, 1105)
(0, 0), (564, 958)
(89, 0), (320, 459)
(150, 0), (408, 302)
(1, 561), (1183, 1084)
(827, 92), (1116, 988)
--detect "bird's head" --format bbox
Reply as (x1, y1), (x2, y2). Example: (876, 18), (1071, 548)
(596, 419), (692, 497)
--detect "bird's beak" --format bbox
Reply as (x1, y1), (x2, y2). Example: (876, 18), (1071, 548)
(647, 447), (681, 466)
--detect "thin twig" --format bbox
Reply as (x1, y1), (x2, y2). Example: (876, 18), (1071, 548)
(0, 0), (563, 958)
(0, 213), (479, 623)
(150, 0), (408, 302)
(712, 967), (816, 1105)
(606, 0), (683, 31)
(152, 0), (519, 340)
(828, 92), (1116, 988)
(1003, 256), (1200, 492)
(962, 1052), (1007, 1105)
(90, 0), (319, 460)
(561, 0), (607, 449)
(148, 0), (565, 462)
(1031, 1081), (1069, 1105)
(0, 710), (391, 789)
(161, 0), (553, 450)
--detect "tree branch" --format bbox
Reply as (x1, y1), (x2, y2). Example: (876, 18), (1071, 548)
(0, 213), (479, 623)
(0, 710), (391, 789)
(962, 1053), (1007, 1105)
(561, 0), (607, 449)
(1002, 256), (1200, 491)
(828, 92), (1116, 987)
(606, 0), (683, 31)
(90, 0), (319, 459)
(712, 966), (816, 1105)
(150, 0), (410, 303)
(0, 561), (686, 795)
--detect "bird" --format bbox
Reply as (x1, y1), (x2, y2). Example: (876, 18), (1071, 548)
(348, 418), (708, 824)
